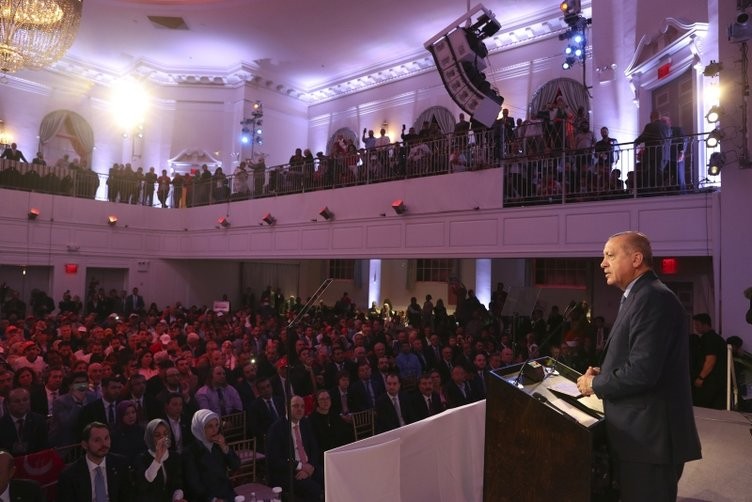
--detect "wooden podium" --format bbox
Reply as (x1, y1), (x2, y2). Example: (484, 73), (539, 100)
(483, 357), (609, 502)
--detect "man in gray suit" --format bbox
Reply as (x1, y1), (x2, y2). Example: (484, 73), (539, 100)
(577, 231), (701, 501)
(50, 371), (97, 446)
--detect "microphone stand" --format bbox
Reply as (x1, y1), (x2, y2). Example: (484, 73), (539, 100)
(513, 301), (576, 387)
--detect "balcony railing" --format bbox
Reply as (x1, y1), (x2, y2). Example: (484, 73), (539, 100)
(0, 129), (718, 209)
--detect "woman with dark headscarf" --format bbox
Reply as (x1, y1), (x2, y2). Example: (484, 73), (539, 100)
(110, 400), (147, 466)
(135, 419), (187, 502)
(182, 409), (240, 502)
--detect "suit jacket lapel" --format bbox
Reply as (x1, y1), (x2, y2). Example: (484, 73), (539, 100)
(107, 458), (119, 502)
(600, 271), (656, 362)
(77, 458), (92, 502)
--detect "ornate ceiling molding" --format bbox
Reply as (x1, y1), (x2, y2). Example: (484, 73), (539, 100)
(44, 6), (581, 105)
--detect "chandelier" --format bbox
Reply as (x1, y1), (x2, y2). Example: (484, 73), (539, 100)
(0, 0), (83, 73)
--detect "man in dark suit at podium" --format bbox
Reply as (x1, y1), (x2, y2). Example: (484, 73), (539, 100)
(577, 231), (701, 502)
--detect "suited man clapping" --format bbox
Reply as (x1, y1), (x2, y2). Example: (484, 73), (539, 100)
(0, 388), (49, 456)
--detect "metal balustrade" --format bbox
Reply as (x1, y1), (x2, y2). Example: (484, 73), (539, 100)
(0, 130), (717, 209)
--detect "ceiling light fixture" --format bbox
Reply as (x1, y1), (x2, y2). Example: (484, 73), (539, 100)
(0, 0), (84, 74)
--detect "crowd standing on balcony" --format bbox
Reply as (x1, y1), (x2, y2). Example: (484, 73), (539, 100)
(1, 103), (703, 211)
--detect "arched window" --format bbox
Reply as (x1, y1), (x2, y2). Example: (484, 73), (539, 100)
(413, 106), (456, 134)
(38, 110), (94, 168)
(326, 127), (358, 155)
(528, 78), (590, 121)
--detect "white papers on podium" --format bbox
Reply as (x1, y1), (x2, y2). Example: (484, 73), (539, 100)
(549, 380), (580, 398)
(577, 394), (604, 414)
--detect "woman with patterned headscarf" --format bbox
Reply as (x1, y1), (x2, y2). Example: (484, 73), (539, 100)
(182, 409), (240, 502)
(135, 419), (186, 502)
(110, 400), (146, 466)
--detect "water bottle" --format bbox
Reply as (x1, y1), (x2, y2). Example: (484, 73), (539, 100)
(249, 492), (256, 502)
(271, 486), (283, 502)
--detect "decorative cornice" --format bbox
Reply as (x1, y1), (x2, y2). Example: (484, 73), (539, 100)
(0, 74), (52, 96)
(43, 6), (585, 105)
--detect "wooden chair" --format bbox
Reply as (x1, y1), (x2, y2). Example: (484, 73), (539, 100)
(55, 443), (85, 465)
(221, 411), (246, 442)
(351, 409), (375, 441)
(228, 438), (258, 485)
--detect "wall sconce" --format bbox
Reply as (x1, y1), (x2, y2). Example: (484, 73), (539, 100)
(28, 208), (40, 220)
(107, 215), (118, 226)
(0, 119), (12, 147)
(319, 207), (334, 220)
(261, 213), (276, 226)
(703, 60), (723, 77)
(217, 216), (231, 228)
(391, 199), (406, 215)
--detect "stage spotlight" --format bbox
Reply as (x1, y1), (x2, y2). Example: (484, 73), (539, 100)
(706, 129), (724, 149)
(240, 127), (251, 144)
(707, 152), (725, 176)
(261, 213), (276, 226)
(217, 216), (230, 228)
(28, 208), (40, 220)
(562, 57), (576, 69)
(565, 46), (573, 55)
(319, 207), (334, 220)
(560, 0), (581, 16)
(730, 10), (752, 43)
(391, 199), (407, 215)
(706, 105), (723, 124)
(107, 215), (118, 226)
(703, 60), (723, 77)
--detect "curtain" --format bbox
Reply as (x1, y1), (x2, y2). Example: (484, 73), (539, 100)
(327, 127), (358, 154)
(528, 78), (590, 120)
(353, 260), (364, 290)
(405, 259), (416, 291)
(413, 106), (455, 134)
(38, 110), (95, 163)
(242, 262), (301, 299)
(38, 110), (69, 145)
(66, 113), (95, 160)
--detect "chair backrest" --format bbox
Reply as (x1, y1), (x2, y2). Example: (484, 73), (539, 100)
(227, 438), (257, 485)
(222, 411), (247, 442)
(351, 409), (375, 440)
(55, 443), (85, 465)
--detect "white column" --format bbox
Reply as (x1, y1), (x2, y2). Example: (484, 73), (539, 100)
(368, 259), (382, 308)
(475, 258), (491, 308)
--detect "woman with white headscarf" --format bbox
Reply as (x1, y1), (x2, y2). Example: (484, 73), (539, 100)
(135, 419), (186, 502)
(183, 409), (241, 502)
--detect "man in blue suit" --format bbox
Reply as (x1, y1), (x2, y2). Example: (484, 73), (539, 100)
(577, 231), (701, 501)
